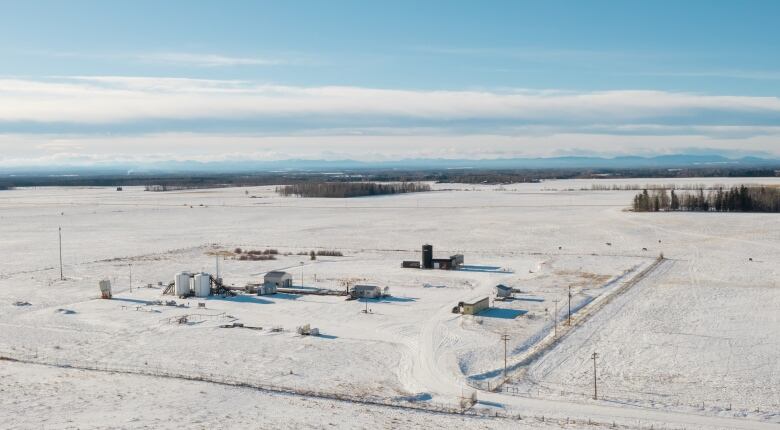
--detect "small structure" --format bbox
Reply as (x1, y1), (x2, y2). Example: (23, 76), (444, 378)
(450, 254), (464, 268)
(257, 283), (277, 296)
(99, 279), (112, 299)
(456, 297), (489, 315)
(264, 271), (293, 289)
(296, 323), (319, 336)
(402, 260), (421, 268)
(350, 284), (383, 299)
(495, 284), (512, 298)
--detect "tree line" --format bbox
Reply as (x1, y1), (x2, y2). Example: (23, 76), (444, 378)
(632, 185), (780, 212)
(276, 182), (431, 198)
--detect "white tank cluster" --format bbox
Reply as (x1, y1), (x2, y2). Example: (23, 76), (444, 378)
(174, 272), (212, 297)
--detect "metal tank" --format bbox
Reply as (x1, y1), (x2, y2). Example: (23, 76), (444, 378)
(99, 279), (112, 299)
(422, 244), (433, 269)
(175, 272), (193, 296)
(193, 273), (211, 297)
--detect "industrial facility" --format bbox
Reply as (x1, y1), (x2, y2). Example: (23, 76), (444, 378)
(165, 271), (230, 298)
(402, 244), (464, 270)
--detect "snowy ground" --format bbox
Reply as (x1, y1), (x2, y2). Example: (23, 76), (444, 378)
(0, 178), (778, 429)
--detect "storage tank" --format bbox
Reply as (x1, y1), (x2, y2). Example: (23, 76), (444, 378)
(99, 279), (112, 299)
(175, 272), (193, 296)
(193, 273), (211, 297)
(422, 244), (433, 269)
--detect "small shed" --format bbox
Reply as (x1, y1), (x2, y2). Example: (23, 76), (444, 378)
(264, 271), (293, 289)
(495, 284), (512, 298)
(432, 258), (453, 270)
(351, 284), (383, 299)
(461, 297), (489, 315)
(257, 283), (277, 295)
(450, 254), (464, 268)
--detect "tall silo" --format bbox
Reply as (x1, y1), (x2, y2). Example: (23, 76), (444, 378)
(175, 272), (193, 296)
(422, 244), (433, 269)
(193, 273), (211, 297)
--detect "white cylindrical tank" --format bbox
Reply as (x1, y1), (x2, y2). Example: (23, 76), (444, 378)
(99, 279), (112, 299)
(175, 272), (192, 296)
(193, 273), (211, 297)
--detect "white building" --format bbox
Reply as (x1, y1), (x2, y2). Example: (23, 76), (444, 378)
(264, 271), (292, 290)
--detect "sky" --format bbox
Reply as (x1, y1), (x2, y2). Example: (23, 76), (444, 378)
(1, 0), (780, 166)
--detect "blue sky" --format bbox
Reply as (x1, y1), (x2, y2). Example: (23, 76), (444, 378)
(1, 0), (779, 165)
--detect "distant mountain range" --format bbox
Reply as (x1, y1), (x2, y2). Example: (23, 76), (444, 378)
(2, 154), (780, 176)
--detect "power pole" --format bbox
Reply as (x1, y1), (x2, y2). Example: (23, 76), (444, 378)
(299, 262), (304, 287)
(129, 264), (133, 293)
(58, 227), (64, 280)
(591, 352), (599, 400)
(500, 333), (510, 379)
(567, 285), (573, 326)
(552, 298), (560, 338)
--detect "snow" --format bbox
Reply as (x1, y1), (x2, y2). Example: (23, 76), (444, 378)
(1, 178), (778, 429)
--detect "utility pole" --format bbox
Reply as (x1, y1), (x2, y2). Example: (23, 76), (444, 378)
(58, 227), (64, 280)
(591, 352), (599, 400)
(567, 285), (573, 326)
(552, 298), (560, 338)
(299, 262), (304, 287)
(129, 264), (133, 293)
(500, 333), (510, 379)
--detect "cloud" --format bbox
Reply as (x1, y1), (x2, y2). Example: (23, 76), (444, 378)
(34, 50), (291, 68)
(2, 130), (780, 166)
(136, 52), (285, 67)
(1, 76), (779, 125)
(2, 76), (780, 164)
(636, 70), (780, 81)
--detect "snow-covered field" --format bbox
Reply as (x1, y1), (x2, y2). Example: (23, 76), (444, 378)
(1, 179), (778, 429)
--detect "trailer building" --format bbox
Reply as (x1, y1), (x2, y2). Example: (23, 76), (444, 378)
(460, 297), (489, 315)
(495, 284), (512, 298)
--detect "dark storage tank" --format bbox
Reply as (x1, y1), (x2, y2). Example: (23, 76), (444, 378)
(422, 244), (433, 269)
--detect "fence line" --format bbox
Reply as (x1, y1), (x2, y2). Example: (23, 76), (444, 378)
(1, 352), (690, 429)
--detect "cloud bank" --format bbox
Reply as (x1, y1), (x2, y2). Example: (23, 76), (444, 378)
(1, 76), (779, 164)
